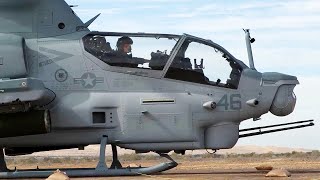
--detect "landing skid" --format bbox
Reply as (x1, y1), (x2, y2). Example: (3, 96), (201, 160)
(0, 136), (178, 179)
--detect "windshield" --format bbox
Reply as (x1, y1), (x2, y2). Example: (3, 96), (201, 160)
(165, 37), (243, 89)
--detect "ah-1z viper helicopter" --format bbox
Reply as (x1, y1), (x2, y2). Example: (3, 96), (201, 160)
(0, 0), (314, 178)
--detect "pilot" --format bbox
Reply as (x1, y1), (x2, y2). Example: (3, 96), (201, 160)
(108, 36), (138, 67)
(108, 36), (145, 67)
(116, 36), (133, 56)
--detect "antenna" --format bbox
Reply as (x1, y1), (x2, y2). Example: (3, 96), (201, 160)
(243, 29), (256, 70)
(84, 13), (101, 28)
(77, 13), (101, 31)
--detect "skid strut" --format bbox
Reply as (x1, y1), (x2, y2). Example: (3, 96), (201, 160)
(0, 136), (178, 179)
(110, 144), (122, 169)
(0, 150), (7, 172)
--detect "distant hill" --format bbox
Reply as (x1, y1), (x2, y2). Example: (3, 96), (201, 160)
(28, 145), (314, 157)
(214, 145), (312, 154)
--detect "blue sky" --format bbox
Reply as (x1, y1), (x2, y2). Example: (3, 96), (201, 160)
(66, 0), (320, 149)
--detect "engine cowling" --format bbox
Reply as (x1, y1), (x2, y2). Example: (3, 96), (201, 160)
(0, 33), (27, 79)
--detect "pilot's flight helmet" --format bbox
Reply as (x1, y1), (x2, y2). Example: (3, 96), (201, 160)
(116, 36), (133, 48)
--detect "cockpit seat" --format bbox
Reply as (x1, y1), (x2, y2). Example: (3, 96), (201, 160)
(83, 35), (112, 60)
(93, 36), (112, 53)
(171, 57), (192, 69)
(149, 51), (170, 70)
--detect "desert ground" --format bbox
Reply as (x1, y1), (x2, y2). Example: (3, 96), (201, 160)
(6, 156), (320, 179)
(4, 146), (320, 179)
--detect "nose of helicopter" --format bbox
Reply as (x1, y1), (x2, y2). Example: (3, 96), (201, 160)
(262, 72), (299, 116)
(270, 84), (297, 116)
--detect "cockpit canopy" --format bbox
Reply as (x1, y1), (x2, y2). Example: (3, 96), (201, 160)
(82, 32), (247, 89)
(83, 33), (179, 70)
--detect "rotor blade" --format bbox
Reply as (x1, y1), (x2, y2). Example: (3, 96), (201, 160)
(239, 119), (314, 132)
(239, 122), (314, 138)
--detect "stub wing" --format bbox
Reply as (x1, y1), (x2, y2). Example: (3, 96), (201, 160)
(0, 78), (54, 113)
(0, 78), (53, 138)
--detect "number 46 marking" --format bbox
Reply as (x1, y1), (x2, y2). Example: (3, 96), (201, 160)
(217, 94), (241, 110)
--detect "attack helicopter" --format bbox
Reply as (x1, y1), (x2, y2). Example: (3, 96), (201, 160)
(0, 0), (314, 178)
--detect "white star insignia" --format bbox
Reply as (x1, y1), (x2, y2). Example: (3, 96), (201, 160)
(83, 74), (94, 87)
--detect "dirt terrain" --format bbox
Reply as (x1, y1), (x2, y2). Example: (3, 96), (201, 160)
(29, 145), (312, 157)
(2, 146), (319, 179)
(5, 152), (320, 179)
